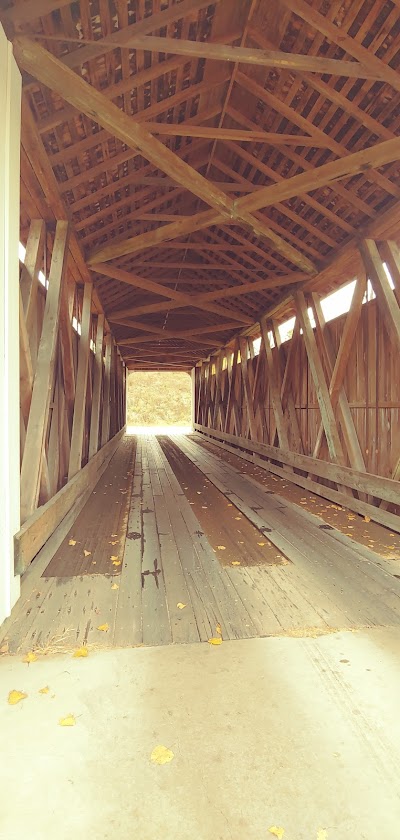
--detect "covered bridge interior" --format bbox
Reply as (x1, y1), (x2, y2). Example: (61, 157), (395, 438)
(0, 0), (400, 689)
(2, 2), (400, 835)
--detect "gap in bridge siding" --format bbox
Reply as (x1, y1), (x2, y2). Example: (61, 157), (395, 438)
(157, 436), (288, 568)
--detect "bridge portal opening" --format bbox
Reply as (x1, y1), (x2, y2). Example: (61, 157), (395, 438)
(126, 371), (192, 434)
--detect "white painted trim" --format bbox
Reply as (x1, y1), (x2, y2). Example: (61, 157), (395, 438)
(0, 27), (22, 623)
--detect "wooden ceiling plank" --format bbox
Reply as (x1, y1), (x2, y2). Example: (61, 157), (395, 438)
(61, 0), (222, 68)
(280, 0), (400, 96)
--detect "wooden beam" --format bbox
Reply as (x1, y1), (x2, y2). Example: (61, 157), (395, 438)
(141, 123), (328, 145)
(239, 338), (258, 440)
(378, 240), (400, 307)
(91, 263), (253, 325)
(294, 291), (345, 465)
(68, 283), (93, 480)
(259, 317), (290, 449)
(104, 271), (304, 320)
(118, 322), (226, 347)
(87, 134), (400, 264)
(13, 37), (315, 275)
(195, 425), (400, 534)
(360, 239), (400, 350)
(101, 334), (112, 447)
(280, 0), (400, 96)
(310, 283), (367, 473)
(20, 221), (70, 523)
(19, 219), (45, 346)
(33, 31), (381, 79)
(88, 314), (105, 460)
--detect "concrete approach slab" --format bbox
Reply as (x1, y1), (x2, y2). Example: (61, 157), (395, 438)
(1, 628), (400, 840)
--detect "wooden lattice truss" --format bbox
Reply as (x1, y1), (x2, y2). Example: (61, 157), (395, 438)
(2, 0), (400, 369)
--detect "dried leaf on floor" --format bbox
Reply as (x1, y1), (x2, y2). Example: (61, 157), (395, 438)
(39, 686), (50, 694)
(73, 646), (88, 658)
(217, 545), (226, 550)
(111, 534), (118, 538)
(23, 651), (37, 664)
(111, 556), (122, 566)
(268, 827), (285, 839)
(258, 542), (266, 547)
(231, 560), (241, 566)
(109, 540), (119, 546)
(208, 637), (222, 645)
(8, 690), (27, 705)
(364, 516), (371, 522)
(150, 745), (174, 765)
(177, 602), (186, 610)
(59, 714), (76, 727)
(68, 539), (77, 546)
(83, 549), (91, 557)
(111, 583), (119, 590)
(97, 623), (109, 632)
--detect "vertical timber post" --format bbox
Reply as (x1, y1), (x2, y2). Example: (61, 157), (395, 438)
(0, 28), (21, 621)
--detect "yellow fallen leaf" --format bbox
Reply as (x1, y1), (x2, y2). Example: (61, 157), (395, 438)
(39, 686), (50, 694)
(111, 534), (118, 538)
(111, 582), (119, 590)
(257, 542), (266, 547)
(216, 545), (226, 550)
(268, 828), (285, 839)
(112, 558), (122, 566)
(216, 623), (222, 635)
(73, 646), (88, 658)
(317, 831), (328, 840)
(59, 714), (76, 727)
(150, 745), (174, 765)
(8, 690), (27, 705)
(231, 560), (241, 566)
(68, 539), (77, 546)
(83, 549), (91, 557)
(177, 602), (186, 609)
(227, 503), (233, 506)
(235, 516), (241, 520)
(97, 623), (109, 632)
(23, 651), (37, 664)
(109, 540), (119, 545)
(364, 515), (371, 522)
(208, 637), (222, 645)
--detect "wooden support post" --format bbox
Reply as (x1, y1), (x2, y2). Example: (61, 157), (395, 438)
(89, 314), (105, 457)
(101, 333), (112, 447)
(310, 279), (367, 472)
(294, 291), (345, 464)
(19, 219), (45, 362)
(239, 338), (258, 440)
(360, 239), (400, 349)
(225, 341), (240, 435)
(378, 240), (400, 306)
(20, 221), (70, 523)
(68, 282), (93, 479)
(260, 317), (290, 450)
(271, 320), (303, 452)
(58, 276), (76, 434)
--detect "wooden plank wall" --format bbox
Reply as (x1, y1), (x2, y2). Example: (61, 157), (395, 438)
(19, 218), (126, 529)
(194, 240), (400, 520)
